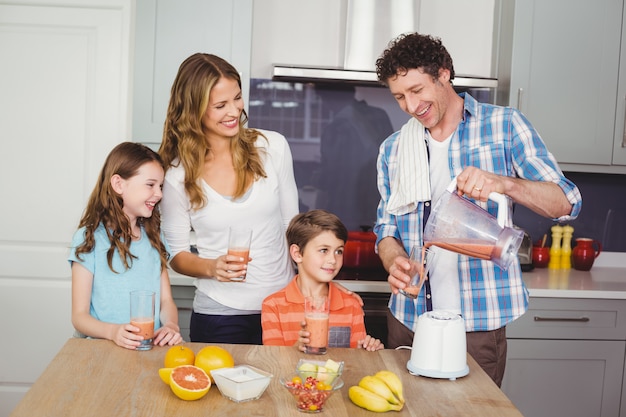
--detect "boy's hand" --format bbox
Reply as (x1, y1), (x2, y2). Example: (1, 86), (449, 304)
(296, 320), (310, 352)
(358, 334), (384, 351)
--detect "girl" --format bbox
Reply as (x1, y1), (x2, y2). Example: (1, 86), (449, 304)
(69, 142), (182, 349)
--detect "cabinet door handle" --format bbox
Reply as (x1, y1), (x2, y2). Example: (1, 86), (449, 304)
(534, 316), (590, 322)
(622, 95), (626, 148)
(517, 88), (523, 110)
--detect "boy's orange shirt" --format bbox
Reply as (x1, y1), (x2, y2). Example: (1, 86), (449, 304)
(261, 276), (367, 347)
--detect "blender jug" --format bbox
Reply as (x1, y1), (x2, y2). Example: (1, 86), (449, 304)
(423, 178), (523, 269)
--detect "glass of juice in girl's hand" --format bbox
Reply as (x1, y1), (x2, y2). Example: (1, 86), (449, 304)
(228, 227), (252, 281)
(304, 296), (329, 355)
(399, 245), (434, 299)
(130, 290), (155, 350)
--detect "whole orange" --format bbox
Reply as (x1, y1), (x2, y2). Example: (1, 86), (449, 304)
(194, 346), (234, 381)
(164, 345), (195, 368)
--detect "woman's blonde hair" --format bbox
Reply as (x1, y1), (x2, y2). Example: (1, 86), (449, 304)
(159, 53), (267, 209)
(74, 142), (169, 272)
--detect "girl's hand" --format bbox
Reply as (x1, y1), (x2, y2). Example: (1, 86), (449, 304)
(112, 323), (143, 350)
(358, 335), (384, 351)
(296, 320), (310, 352)
(153, 323), (183, 346)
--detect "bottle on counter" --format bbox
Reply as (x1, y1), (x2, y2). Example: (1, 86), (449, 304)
(548, 225), (563, 269)
(560, 225), (574, 269)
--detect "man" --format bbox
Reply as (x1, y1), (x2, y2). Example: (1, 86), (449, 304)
(373, 33), (582, 386)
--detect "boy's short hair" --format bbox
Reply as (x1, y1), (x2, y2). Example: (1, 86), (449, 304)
(286, 209), (348, 252)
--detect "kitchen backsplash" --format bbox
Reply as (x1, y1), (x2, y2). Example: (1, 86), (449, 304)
(513, 172), (626, 252)
(247, 79), (626, 252)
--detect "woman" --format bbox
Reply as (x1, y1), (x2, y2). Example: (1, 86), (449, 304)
(159, 53), (298, 344)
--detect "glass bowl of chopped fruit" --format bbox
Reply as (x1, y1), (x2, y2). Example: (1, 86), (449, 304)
(280, 375), (344, 413)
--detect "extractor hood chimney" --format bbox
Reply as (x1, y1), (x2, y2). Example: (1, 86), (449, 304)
(273, 0), (497, 89)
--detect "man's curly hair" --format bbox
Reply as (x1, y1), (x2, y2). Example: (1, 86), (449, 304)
(375, 32), (455, 86)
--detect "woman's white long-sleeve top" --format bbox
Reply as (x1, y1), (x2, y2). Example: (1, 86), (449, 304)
(160, 130), (299, 311)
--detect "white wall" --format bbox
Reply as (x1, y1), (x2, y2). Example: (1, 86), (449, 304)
(0, 1), (133, 414)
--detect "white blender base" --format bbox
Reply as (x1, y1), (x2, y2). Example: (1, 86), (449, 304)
(407, 361), (469, 381)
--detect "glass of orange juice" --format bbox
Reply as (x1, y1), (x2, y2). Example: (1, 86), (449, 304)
(227, 227), (252, 281)
(130, 290), (155, 351)
(304, 295), (330, 355)
(399, 245), (435, 299)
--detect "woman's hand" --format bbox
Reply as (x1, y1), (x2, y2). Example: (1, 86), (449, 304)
(334, 282), (364, 306)
(213, 254), (251, 282)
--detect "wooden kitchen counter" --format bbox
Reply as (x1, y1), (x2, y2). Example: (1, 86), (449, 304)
(11, 339), (522, 417)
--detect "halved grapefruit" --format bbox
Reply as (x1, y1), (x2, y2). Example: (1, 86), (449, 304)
(169, 365), (211, 401)
(159, 367), (173, 384)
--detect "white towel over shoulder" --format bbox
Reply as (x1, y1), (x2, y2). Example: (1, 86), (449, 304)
(386, 117), (431, 215)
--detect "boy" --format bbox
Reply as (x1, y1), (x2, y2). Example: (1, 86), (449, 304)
(262, 209), (383, 351)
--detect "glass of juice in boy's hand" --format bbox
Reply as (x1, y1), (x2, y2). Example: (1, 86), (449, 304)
(130, 290), (155, 350)
(227, 227), (252, 281)
(304, 296), (330, 355)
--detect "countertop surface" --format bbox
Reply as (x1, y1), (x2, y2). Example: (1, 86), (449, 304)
(170, 252), (626, 299)
(10, 338), (523, 417)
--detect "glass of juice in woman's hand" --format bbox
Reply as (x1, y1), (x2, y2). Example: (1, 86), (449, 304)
(130, 290), (155, 350)
(399, 245), (434, 299)
(304, 296), (329, 355)
(227, 227), (252, 281)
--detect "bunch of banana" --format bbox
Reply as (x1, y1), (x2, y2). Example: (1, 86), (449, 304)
(348, 370), (405, 412)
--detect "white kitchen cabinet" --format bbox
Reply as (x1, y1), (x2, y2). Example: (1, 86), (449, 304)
(132, 0), (253, 144)
(508, 0), (626, 172)
(171, 286), (194, 342)
(502, 297), (626, 417)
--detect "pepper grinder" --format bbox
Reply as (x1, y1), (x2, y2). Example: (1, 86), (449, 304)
(560, 225), (574, 269)
(548, 225), (563, 269)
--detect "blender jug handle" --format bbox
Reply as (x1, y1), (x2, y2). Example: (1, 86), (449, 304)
(446, 177), (509, 227)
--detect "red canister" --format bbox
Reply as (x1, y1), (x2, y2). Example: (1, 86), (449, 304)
(343, 230), (382, 268)
(572, 238), (602, 271)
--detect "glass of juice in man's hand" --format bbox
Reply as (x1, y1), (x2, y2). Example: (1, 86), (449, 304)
(130, 290), (155, 350)
(399, 245), (434, 299)
(228, 227), (252, 281)
(304, 295), (330, 355)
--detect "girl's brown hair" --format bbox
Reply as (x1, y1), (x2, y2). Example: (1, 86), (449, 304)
(74, 142), (169, 272)
(159, 53), (267, 209)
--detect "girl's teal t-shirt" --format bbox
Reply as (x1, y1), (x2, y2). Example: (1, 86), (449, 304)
(68, 224), (164, 329)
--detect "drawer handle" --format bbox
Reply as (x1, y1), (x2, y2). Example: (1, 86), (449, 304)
(534, 316), (590, 323)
